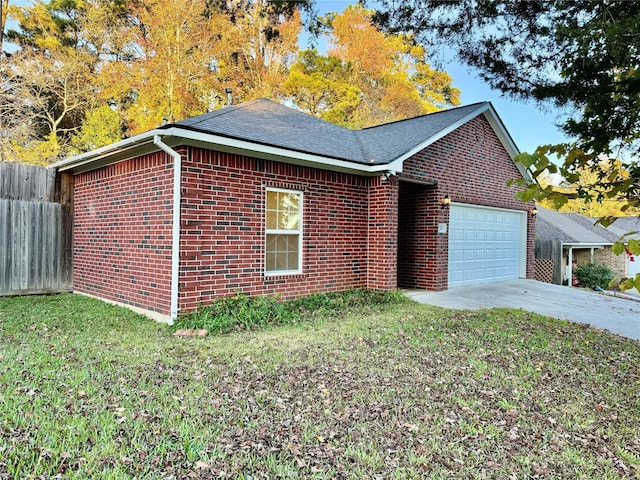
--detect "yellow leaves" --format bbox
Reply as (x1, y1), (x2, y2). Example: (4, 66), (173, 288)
(619, 274), (640, 292)
(327, 4), (395, 78)
(304, 4), (460, 128)
(69, 105), (123, 155)
(273, 8), (302, 55)
(414, 64), (461, 107)
(7, 0), (459, 157)
(408, 43), (426, 59)
(9, 137), (61, 166)
(520, 140), (637, 215)
(380, 77), (427, 119)
(117, 0), (235, 133)
(39, 35), (62, 52)
(230, 2), (302, 100)
(9, 1), (63, 51)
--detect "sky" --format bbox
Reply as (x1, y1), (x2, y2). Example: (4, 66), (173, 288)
(4, 0), (570, 154)
(434, 63), (569, 154)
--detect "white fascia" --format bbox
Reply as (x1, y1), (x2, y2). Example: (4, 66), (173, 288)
(389, 102), (533, 184)
(391, 104), (495, 167)
(53, 130), (163, 172)
(562, 243), (611, 248)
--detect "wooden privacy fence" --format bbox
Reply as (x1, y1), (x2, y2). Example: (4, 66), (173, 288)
(535, 239), (563, 285)
(0, 162), (73, 296)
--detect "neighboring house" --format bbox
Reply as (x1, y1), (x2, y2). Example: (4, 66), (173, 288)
(606, 216), (640, 279)
(54, 99), (536, 323)
(535, 206), (638, 285)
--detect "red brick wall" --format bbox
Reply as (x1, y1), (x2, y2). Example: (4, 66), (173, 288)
(367, 176), (399, 290)
(178, 148), (370, 312)
(72, 112), (534, 316)
(399, 115), (536, 289)
(73, 152), (175, 315)
(74, 148), (380, 316)
(397, 182), (446, 289)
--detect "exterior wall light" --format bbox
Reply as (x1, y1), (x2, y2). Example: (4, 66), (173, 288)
(530, 208), (538, 217)
(440, 194), (451, 209)
(380, 170), (396, 181)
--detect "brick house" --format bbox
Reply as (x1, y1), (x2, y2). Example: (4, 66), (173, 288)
(54, 99), (536, 323)
(536, 206), (639, 285)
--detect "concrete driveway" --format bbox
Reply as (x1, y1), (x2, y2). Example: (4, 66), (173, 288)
(406, 279), (640, 340)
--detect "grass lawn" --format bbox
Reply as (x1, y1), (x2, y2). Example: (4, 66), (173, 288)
(0, 293), (638, 479)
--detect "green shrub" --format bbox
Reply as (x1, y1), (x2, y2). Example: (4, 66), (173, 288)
(175, 293), (297, 334)
(173, 289), (407, 335)
(574, 263), (616, 289)
(291, 288), (404, 317)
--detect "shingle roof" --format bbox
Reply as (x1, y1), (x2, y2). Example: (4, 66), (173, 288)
(602, 216), (640, 240)
(536, 206), (622, 244)
(168, 98), (366, 163)
(55, 97), (526, 177)
(160, 98), (490, 166)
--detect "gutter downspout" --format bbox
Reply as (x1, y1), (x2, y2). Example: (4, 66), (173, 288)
(154, 135), (181, 324)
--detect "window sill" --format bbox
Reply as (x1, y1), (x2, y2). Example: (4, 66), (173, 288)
(264, 271), (305, 281)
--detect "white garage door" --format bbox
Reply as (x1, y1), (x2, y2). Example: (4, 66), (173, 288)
(448, 204), (526, 287)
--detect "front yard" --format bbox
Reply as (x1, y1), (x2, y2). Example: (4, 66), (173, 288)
(0, 293), (638, 479)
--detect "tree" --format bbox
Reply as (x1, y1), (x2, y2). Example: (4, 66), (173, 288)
(327, 4), (460, 127)
(285, 5), (460, 128)
(538, 160), (640, 218)
(0, 46), (95, 164)
(375, 0), (640, 290)
(3, 0), (123, 163)
(68, 104), (123, 155)
(102, 0), (232, 134)
(0, 55), (39, 162)
(0, 0), (9, 52)
(282, 49), (361, 126)
(374, 0), (640, 154)
(108, 0), (306, 133)
(218, 0), (302, 103)
(4, 0), (310, 156)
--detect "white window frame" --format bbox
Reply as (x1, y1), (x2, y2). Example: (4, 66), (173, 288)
(265, 187), (303, 275)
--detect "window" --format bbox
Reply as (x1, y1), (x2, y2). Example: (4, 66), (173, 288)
(265, 188), (302, 274)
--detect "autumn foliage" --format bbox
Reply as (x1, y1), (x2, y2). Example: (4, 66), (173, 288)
(1, 0), (460, 163)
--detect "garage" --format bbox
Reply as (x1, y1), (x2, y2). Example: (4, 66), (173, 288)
(448, 204), (527, 287)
